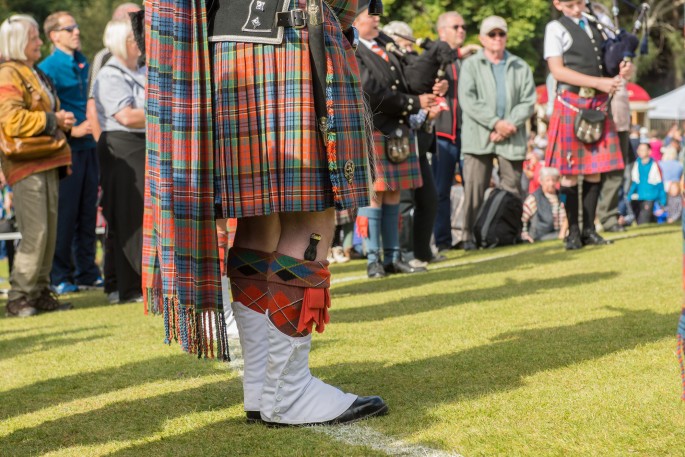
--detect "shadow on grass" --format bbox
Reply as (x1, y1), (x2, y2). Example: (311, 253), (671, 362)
(0, 325), (112, 362)
(0, 354), (227, 419)
(3, 378), (242, 457)
(332, 271), (619, 323)
(316, 307), (677, 430)
(332, 244), (571, 297)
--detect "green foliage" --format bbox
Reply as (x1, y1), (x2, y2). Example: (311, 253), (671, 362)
(0, 0), (119, 61)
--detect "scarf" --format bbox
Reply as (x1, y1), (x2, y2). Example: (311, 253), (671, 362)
(143, 0), (229, 360)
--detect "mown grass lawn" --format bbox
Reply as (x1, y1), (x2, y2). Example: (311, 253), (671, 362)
(1, 223), (684, 457)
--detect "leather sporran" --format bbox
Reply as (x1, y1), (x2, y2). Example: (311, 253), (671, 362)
(385, 126), (411, 164)
(0, 128), (68, 161)
(574, 108), (606, 144)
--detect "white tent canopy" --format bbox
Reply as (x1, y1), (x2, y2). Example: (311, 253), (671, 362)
(648, 85), (685, 120)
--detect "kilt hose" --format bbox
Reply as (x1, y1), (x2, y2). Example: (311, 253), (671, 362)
(546, 91), (624, 176)
(372, 131), (423, 192)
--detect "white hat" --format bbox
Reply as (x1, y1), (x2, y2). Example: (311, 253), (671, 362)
(480, 16), (508, 36)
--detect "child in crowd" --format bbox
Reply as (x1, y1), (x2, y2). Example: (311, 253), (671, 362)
(523, 148), (544, 195)
(521, 167), (567, 243)
(628, 143), (667, 224)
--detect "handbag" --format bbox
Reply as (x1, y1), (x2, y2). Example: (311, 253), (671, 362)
(0, 128), (67, 161)
(0, 63), (68, 161)
(385, 125), (412, 164)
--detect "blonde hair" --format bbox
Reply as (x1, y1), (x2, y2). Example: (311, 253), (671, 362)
(0, 14), (39, 61)
(103, 19), (133, 60)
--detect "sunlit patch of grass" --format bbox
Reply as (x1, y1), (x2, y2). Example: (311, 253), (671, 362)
(0, 223), (683, 456)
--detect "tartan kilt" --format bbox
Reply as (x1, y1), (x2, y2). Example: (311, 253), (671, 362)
(372, 131), (423, 192)
(211, 0), (370, 218)
(545, 91), (624, 175)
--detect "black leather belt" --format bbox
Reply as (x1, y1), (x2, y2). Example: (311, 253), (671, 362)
(557, 83), (581, 94)
(276, 9), (307, 29)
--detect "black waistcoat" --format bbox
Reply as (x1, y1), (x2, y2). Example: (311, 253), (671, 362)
(558, 16), (605, 77)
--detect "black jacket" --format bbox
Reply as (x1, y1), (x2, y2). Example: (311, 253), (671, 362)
(355, 41), (422, 136)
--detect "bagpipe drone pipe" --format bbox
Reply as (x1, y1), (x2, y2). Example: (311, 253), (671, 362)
(584, 0), (650, 77)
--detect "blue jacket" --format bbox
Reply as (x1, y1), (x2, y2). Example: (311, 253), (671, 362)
(38, 48), (96, 150)
(628, 158), (667, 206)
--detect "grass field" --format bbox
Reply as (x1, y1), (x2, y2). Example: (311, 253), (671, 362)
(1, 223), (684, 457)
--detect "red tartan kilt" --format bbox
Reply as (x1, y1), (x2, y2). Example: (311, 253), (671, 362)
(372, 131), (423, 192)
(545, 91), (624, 176)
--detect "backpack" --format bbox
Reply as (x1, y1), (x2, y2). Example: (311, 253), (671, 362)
(473, 189), (523, 248)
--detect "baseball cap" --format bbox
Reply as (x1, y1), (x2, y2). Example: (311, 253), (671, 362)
(480, 16), (508, 36)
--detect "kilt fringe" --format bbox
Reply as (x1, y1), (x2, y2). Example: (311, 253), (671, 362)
(146, 291), (230, 361)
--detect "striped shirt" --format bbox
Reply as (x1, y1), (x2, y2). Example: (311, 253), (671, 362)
(521, 191), (566, 235)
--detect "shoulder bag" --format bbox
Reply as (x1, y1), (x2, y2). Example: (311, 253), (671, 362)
(0, 64), (68, 161)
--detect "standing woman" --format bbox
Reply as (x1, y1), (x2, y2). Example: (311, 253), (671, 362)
(544, 0), (631, 249)
(93, 19), (146, 303)
(0, 14), (74, 316)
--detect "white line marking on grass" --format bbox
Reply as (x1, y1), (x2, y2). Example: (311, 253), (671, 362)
(315, 424), (464, 457)
(227, 343), (463, 457)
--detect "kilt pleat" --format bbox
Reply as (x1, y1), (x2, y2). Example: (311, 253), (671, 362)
(212, 0), (370, 218)
(372, 131), (423, 192)
(545, 91), (624, 175)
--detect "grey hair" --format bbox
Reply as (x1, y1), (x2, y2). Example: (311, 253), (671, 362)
(103, 19), (133, 60)
(0, 14), (39, 61)
(382, 21), (413, 41)
(539, 167), (560, 180)
(436, 11), (463, 30)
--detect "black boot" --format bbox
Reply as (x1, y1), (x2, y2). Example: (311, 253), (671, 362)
(564, 225), (583, 250)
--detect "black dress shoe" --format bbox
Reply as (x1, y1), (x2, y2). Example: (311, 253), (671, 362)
(581, 230), (613, 246)
(367, 260), (387, 279)
(322, 395), (388, 425)
(264, 395), (389, 427)
(384, 259), (427, 274)
(462, 241), (478, 251)
(564, 226), (583, 250)
(604, 224), (626, 233)
(246, 411), (263, 423)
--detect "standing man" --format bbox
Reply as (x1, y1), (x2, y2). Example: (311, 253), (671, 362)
(458, 16), (536, 250)
(40, 11), (101, 293)
(433, 11), (480, 251)
(354, 9), (434, 278)
(144, 0), (388, 426)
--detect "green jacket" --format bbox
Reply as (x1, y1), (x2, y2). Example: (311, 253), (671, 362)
(458, 50), (536, 160)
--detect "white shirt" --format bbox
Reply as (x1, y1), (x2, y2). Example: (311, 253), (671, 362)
(544, 17), (593, 60)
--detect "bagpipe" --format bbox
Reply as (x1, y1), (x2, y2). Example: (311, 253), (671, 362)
(376, 32), (457, 95)
(584, 0), (650, 77)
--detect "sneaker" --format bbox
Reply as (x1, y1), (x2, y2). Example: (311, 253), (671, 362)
(77, 277), (104, 290)
(367, 260), (386, 279)
(331, 246), (350, 264)
(54, 282), (80, 295)
(5, 296), (38, 317)
(107, 291), (120, 304)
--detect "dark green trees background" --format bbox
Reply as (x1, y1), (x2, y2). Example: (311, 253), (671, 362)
(0, 0), (683, 95)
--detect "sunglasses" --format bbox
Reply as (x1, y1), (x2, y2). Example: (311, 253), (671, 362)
(487, 31), (507, 38)
(57, 24), (79, 33)
(452, 24), (466, 31)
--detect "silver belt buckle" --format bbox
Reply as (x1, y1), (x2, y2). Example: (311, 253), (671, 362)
(579, 87), (596, 98)
(289, 9), (307, 29)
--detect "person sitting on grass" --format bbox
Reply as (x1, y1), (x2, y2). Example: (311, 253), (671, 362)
(628, 143), (667, 225)
(521, 167), (568, 243)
